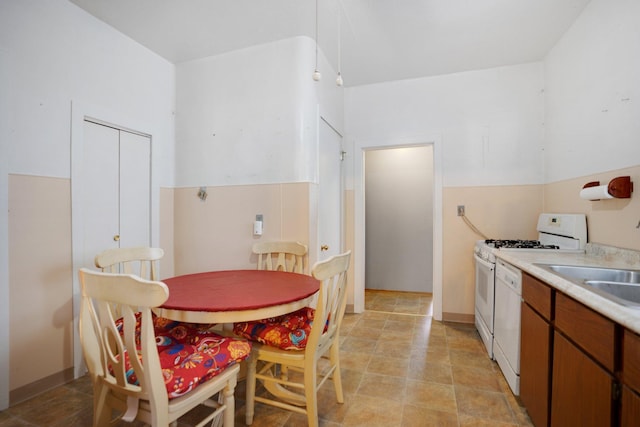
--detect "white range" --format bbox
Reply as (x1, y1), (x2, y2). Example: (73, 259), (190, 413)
(473, 213), (587, 395)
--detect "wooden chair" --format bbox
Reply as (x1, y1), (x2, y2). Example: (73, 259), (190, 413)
(239, 251), (351, 427)
(253, 241), (308, 274)
(78, 268), (246, 426)
(94, 246), (164, 280)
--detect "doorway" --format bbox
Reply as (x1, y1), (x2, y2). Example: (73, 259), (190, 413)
(364, 146), (433, 293)
(352, 136), (442, 319)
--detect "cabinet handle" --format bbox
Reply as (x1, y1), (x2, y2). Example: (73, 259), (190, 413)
(321, 245), (329, 251)
(113, 235), (120, 242)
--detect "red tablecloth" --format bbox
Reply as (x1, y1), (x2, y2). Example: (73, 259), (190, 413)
(161, 270), (319, 312)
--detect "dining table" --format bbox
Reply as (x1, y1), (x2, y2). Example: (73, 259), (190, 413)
(155, 269), (320, 324)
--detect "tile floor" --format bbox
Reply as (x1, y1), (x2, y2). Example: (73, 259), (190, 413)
(0, 290), (533, 427)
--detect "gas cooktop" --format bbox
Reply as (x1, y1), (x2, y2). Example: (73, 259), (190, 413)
(484, 239), (560, 250)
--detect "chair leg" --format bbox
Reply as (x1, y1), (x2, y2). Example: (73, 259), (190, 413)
(330, 343), (344, 403)
(245, 355), (258, 425)
(223, 379), (236, 427)
(304, 367), (319, 427)
(93, 384), (111, 427)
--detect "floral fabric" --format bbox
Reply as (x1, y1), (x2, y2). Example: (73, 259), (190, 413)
(233, 307), (316, 351)
(113, 314), (251, 399)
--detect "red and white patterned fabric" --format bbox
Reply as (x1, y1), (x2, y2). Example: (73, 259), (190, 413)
(233, 307), (316, 351)
(113, 314), (251, 399)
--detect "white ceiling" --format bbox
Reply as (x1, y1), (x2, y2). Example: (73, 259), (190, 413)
(69, 0), (591, 87)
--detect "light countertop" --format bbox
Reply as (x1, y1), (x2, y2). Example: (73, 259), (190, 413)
(493, 243), (640, 335)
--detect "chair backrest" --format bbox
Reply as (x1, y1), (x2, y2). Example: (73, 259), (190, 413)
(306, 251), (351, 358)
(95, 246), (164, 280)
(78, 268), (170, 421)
(253, 241), (308, 274)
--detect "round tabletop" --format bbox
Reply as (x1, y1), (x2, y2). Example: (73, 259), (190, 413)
(155, 270), (320, 324)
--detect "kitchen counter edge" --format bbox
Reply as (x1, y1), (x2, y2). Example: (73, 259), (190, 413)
(493, 243), (640, 335)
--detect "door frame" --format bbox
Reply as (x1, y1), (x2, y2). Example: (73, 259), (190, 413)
(70, 101), (159, 378)
(353, 135), (443, 320)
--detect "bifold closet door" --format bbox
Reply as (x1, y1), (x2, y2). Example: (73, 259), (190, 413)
(119, 130), (150, 248)
(81, 120), (150, 269)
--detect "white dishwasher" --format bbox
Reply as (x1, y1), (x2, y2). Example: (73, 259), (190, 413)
(493, 258), (522, 395)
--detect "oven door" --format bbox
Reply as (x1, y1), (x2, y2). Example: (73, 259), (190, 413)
(474, 253), (495, 358)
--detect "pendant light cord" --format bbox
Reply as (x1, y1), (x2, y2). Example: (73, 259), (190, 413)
(315, 0), (319, 71)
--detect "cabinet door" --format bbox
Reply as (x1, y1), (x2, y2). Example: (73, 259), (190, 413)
(621, 386), (640, 426)
(551, 332), (614, 427)
(521, 302), (551, 427)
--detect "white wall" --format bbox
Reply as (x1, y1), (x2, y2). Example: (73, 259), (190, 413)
(345, 62), (545, 188)
(176, 36), (344, 187)
(544, 0), (640, 183)
(344, 62), (545, 318)
(0, 0), (176, 407)
(365, 146), (434, 293)
(1, 0), (176, 182)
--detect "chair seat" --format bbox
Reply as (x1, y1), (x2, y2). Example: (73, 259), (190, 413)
(233, 307), (316, 351)
(115, 313), (251, 399)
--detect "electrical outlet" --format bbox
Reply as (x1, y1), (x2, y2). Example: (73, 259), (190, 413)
(457, 205), (465, 216)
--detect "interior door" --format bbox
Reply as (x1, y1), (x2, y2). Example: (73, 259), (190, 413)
(81, 120), (151, 269)
(318, 118), (343, 260)
(82, 121), (120, 269)
(119, 130), (151, 248)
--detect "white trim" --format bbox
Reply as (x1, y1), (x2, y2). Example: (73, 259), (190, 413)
(0, 48), (9, 410)
(353, 135), (443, 320)
(70, 100), (160, 378)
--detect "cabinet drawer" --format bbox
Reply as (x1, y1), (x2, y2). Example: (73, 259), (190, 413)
(555, 292), (615, 372)
(522, 272), (553, 320)
(624, 329), (640, 393)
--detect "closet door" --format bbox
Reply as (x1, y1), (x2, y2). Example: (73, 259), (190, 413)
(82, 121), (120, 268)
(318, 118), (343, 260)
(119, 130), (150, 248)
(81, 120), (150, 268)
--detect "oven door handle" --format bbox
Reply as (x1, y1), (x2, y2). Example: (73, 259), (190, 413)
(474, 253), (495, 271)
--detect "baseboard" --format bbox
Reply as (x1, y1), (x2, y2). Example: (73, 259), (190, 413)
(9, 367), (75, 406)
(442, 312), (475, 324)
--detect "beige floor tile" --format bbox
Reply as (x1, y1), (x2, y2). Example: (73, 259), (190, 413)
(452, 364), (503, 392)
(340, 336), (378, 353)
(410, 361), (453, 385)
(404, 379), (458, 413)
(366, 354), (410, 377)
(356, 373), (406, 401)
(341, 394), (404, 427)
(455, 385), (518, 424)
(401, 404), (459, 427)
(449, 348), (495, 370)
(338, 350), (372, 372)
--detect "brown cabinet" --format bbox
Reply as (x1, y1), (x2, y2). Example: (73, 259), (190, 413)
(551, 331), (615, 427)
(622, 330), (640, 426)
(521, 273), (553, 427)
(519, 272), (624, 426)
(621, 386), (640, 427)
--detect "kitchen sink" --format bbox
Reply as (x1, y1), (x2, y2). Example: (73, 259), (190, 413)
(545, 264), (640, 284)
(584, 281), (640, 305)
(535, 264), (640, 308)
